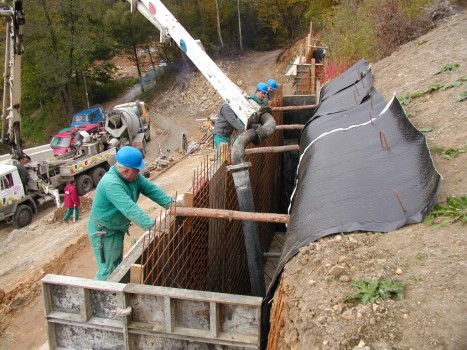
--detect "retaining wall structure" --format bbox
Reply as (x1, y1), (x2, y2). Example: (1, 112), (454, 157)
(41, 28), (324, 348)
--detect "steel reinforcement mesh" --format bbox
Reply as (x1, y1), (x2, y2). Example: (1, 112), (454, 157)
(141, 93), (285, 296)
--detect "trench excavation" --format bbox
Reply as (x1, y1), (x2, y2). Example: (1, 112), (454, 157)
(41, 55), (441, 349)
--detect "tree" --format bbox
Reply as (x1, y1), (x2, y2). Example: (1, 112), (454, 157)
(23, 0), (111, 115)
(215, 0), (224, 48)
(238, 0), (243, 52)
(104, 2), (158, 92)
(251, 0), (310, 45)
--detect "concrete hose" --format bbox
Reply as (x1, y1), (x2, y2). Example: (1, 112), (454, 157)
(231, 111), (276, 164)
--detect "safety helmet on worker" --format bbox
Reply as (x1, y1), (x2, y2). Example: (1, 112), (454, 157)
(267, 79), (277, 90)
(256, 82), (268, 94)
(115, 146), (146, 170)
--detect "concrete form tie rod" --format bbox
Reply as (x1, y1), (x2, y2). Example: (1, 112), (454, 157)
(169, 207), (290, 224)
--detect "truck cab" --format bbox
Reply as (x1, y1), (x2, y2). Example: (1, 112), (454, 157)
(71, 106), (105, 128)
(50, 124), (101, 156)
(0, 163), (36, 228)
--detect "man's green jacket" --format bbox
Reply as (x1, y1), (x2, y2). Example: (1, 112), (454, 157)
(87, 166), (172, 235)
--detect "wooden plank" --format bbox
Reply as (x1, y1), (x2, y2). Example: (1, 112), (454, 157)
(124, 283), (262, 307)
(209, 302), (219, 338)
(119, 292), (132, 350)
(42, 274), (125, 293)
(79, 288), (92, 322)
(164, 296), (174, 333)
(127, 326), (259, 349)
(41, 283), (58, 349)
(169, 207), (290, 224)
(184, 190), (194, 208)
(46, 311), (123, 332)
(130, 264), (143, 284)
(245, 145), (299, 155)
(272, 105), (316, 111)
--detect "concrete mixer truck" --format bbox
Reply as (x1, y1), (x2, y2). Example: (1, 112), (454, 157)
(104, 101), (151, 158)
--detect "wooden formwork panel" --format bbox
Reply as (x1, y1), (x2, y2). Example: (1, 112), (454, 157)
(42, 274), (262, 349)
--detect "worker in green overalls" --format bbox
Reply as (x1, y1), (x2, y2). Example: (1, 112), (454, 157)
(250, 82), (268, 107)
(87, 146), (173, 280)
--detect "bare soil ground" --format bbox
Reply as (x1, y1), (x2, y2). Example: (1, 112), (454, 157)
(0, 11), (465, 350)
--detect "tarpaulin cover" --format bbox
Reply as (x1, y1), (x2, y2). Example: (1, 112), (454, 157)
(266, 59), (442, 297)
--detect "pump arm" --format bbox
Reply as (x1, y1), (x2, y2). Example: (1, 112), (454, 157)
(125, 0), (258, 128)
(0, 0), (25, 160)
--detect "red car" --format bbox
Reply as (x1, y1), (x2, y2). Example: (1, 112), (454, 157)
(50, 124), (101, 156)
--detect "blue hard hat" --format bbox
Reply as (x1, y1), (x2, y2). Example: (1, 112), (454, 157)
(267, 79), (277, 90)
(115, 146), (145, 170)
(257, 82), (268, 94)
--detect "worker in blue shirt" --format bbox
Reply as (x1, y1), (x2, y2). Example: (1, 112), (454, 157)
(87, 146), (173, 280)
(213, 82), (268, 150)
(213, 103), (245, 150)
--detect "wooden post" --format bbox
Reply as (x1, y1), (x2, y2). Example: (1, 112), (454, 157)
(271, 104), (316, 112)
(130, 264), (143, 283)
(244, 145), (300, 155)
(274, 124), (304, 130)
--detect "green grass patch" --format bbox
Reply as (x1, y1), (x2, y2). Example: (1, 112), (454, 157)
(423, 196), (467, 229)
(432, 146), (466, 160)
(345, 278), (405, 305)
(434, 63), (460, 75)
(457, 91), (467, 102)
(399, 83), (444, 105)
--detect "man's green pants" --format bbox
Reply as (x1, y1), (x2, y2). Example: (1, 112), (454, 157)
(88, 230), (125, 281)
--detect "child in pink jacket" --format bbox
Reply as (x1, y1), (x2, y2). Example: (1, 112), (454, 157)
(63, 180), (80, 223)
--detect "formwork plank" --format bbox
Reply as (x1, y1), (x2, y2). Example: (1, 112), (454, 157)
(42, 283), (58, 349)
(127, 326), (259, 348)
(124, 283), (262, 306)
(42, 274), (125, 292)
(210, 302), (219, 338)
(164, 296), (174, 333)
(79, 288), (91, 321)
(47, 312), (123, 330)
(119, 292), (132, 350)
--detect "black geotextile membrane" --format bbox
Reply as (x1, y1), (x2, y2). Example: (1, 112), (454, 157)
(266, 62), (442, 298)
(319, 59), (371, 102)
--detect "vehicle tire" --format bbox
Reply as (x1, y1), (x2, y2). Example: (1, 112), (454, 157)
(91, 167), (106, 187)
(14, 204), (33, 228)
(76, 174), (93, 196)
(140, 146), (146, 159)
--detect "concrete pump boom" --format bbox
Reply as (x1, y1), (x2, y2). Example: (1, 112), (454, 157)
(0, 0), (25, 160)
(125, 0), (259, 127)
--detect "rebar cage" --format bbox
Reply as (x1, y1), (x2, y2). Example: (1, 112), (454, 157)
(140, 92), (285, 296)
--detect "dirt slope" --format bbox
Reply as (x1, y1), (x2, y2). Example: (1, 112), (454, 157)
(273, 12), (466, 350)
